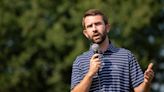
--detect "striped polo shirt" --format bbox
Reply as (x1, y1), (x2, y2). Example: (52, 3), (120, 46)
(71, 43), (144, 92)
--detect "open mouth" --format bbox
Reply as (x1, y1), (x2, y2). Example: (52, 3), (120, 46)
(93, 33), (100, 37)
(93, 34), (100, 40)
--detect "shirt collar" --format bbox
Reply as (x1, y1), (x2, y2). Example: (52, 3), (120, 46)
(106, 43), (119, 53)
(89, 42), (119, 53)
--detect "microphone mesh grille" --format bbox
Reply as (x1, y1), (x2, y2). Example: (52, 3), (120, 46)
(91, 44), (99, 53)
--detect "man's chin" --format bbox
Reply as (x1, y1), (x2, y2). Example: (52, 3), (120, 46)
(91, 35), (106, 44)
(92, 40), (102, 44)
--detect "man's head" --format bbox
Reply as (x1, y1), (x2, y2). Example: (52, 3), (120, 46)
(82, 9), (109, 30)
(82, 9), (110, 44)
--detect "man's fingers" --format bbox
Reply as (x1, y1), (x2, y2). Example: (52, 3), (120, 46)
(148, 63), (154, 70)
(145, 70), (154, 77)
(92, 54), (100, 59)
(144, 63), (155, 83)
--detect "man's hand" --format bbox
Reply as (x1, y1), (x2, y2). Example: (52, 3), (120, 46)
(87, 54), (101, 77)
(134, 63), (154, 92)
(144, 63), (154, 84)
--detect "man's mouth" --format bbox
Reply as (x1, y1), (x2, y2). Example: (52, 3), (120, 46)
(93, 33), (100, 37)
(93, 34), (100, 40)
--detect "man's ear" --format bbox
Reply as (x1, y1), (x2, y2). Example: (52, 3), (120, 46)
(106, 24), (111, 33)
(83, 30), (89, 38)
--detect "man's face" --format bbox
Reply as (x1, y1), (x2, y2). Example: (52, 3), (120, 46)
(83, 15), (109, 44)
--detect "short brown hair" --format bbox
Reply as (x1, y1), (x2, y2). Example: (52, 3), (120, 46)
(82, 9), (108, 29)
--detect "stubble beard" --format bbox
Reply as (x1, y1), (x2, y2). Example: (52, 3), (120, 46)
(91, 31), (107, 44)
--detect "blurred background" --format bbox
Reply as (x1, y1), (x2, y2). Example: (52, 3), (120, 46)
(0, 0), (163, 92)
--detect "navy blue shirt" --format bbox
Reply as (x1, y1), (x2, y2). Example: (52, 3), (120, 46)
(71, 44), (144, 92)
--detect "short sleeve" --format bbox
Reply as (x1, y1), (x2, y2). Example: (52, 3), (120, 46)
(129, 52), (144, 88)
(71, 57), (83, 90)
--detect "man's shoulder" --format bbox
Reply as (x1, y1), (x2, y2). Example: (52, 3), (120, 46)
(73, 50), (91, 64)
(117, 47), (136, 59)
(114, 47), (132, 54)
(112, 47), (136, 58)
(119, 47), (131, 52)
(108, 43), (132, 54)
(77, 50), (91, 59)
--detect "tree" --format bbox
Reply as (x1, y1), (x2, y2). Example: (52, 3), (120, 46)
(0, 0), (163, 92)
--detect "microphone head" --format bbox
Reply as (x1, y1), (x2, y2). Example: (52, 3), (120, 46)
(91, 43), (99, 54)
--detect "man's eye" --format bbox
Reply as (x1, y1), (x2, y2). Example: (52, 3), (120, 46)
(87, 25), (92, 28)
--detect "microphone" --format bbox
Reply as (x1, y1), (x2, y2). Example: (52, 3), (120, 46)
(91, 43), (104, 71)
(91, 43), (102, 91)
(91, 43), (100, 54)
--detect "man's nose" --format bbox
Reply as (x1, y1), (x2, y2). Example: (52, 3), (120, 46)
(92, 24), (97, 32)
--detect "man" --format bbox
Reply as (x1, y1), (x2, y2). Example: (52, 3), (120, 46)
(71, 9), (154, 92)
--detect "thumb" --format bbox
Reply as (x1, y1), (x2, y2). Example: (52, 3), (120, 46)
(148, 63), (154, 70)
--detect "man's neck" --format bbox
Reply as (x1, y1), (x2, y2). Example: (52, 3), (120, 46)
(99, 37), (110, 53)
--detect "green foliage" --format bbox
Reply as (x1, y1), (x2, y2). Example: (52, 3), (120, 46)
(0, 0), (163, 92)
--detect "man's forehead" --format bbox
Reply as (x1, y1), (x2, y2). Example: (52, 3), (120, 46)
(84, 15), (103, 24)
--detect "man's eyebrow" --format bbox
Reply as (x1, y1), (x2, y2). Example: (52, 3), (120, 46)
(95, 21), (102, 25)
(86, 24), (92, 28)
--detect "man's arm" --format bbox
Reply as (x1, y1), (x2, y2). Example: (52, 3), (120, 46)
(71, 54), (101, 92)
(71, 72), (93, 92)
(134, 63), (154, 92)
